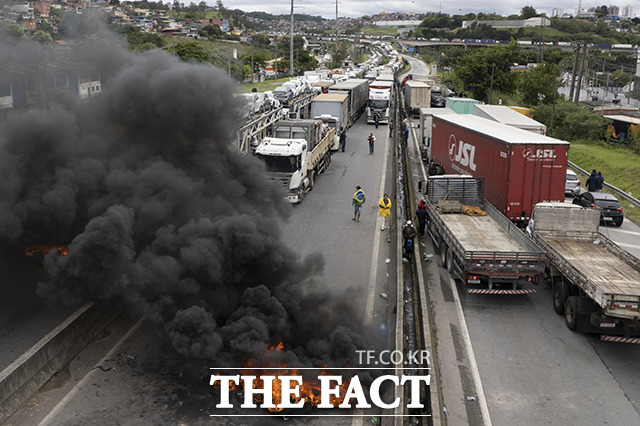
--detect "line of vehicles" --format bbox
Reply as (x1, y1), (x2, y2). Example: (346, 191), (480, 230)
(247, 44), (402, 203)
(415, 102), (640, 341)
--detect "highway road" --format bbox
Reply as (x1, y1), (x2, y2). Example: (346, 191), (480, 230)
(401, 54), (640, 426)
(5, 116), (401, 425)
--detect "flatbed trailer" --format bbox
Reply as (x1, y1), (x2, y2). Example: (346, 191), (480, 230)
(530, 202), (640, 341)
(426, 176), (546, 294)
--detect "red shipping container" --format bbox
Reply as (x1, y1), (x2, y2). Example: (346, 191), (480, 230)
(430, 114), (569, 223)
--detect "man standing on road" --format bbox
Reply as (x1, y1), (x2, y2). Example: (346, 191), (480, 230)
(586, 169), (598, 192)
(403, 127), (409, 147)
(378, 194), (391, 230)
(340, 132), (346, 152)
(368, 133), (376, 154)
(415, 205), (427, 237)
(353, 186), (366, 222)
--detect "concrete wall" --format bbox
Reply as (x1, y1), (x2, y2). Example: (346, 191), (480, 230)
(0, 303), (122, 422)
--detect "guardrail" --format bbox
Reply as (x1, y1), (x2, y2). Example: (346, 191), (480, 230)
(568, 160), (640, 207)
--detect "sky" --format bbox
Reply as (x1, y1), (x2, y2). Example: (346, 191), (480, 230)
(223, 1), (637, 20)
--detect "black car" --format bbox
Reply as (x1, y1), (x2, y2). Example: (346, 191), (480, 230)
(572, 192), (624, 227)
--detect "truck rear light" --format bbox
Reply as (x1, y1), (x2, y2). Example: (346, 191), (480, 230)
(613, 303), (638, 309)
(467, 275), (481, 284)
(524, 276), (537, 282)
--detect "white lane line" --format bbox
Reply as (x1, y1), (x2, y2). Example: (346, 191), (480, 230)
(615, 241), (640, 251)
(604, 228), (640, 237)
(450, 277), (493, 426)
(39, 319), (144, 426)
(364, 133), (392, 327)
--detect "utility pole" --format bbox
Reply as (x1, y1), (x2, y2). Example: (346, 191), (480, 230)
(575, 43), (587, 103)
(251, 54), (254, 83)
(538, 19), (544, 63)
(290, 0), (294, 76)
(569, 43), (581, 100)
(489, 63), (495, 104)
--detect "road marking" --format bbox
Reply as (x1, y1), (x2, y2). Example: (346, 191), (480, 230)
(450, 277), (493, 426)
(615, 241), (640, 251)
(407, 112), (492, 425)
(364, 132), (391, 327)
(604, 228), (640, 237)
(39, 319), (144, 426)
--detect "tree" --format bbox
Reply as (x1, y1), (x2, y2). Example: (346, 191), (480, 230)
(534, 98), (609, 141)
(521, 6), (537, 19)
(0, 20), (23, 40)
(171, 42), (209, 62)
(519, 63), (561, 106)
(596, 5), (608, 18)
(32, 30), (53, 43)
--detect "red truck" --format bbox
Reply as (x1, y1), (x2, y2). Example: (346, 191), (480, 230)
(428, 114), (569, 225)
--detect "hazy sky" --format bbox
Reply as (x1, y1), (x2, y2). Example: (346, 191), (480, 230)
(223, 1), (636, 20)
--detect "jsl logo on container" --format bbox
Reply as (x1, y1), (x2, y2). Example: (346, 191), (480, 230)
(523, 148), (556, 160)
(448, 135), (477, 171)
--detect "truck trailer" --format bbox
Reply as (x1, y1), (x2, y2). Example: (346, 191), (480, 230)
(255, 120), (335, 203)
(428, 114), (569, 225)
(311, 93), (349, 151)
(424, 176), (546, 293)
(473, 104), (547, 135)
(530, 203), (640, 341)
(404, 80), (431, 115)
(328, 79), (369, 124)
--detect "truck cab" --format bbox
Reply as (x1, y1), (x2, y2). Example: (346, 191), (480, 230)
(256, 120), (333, 203)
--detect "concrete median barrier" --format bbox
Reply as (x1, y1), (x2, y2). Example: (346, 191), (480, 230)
(0, 302), (123, 422)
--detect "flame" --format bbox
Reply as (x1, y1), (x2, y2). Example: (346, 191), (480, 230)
(25, 244), (69, 257)
(211, 342), (354, 412)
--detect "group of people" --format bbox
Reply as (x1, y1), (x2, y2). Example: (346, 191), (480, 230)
(586, 169), (604, 192)
(352, 187), (428, 262)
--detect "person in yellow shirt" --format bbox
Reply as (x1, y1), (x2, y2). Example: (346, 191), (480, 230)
(378, 193), (391, 230)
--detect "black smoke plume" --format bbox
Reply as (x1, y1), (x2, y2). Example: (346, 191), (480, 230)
(0, 34), (366, 371)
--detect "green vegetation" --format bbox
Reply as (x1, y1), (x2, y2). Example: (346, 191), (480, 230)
(360, 25), (400, 36)
(569, 142), (640, 224)
(241, 76), (292, 93)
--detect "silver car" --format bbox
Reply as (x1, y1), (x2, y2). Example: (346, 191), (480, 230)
(565, 169), (581, 197)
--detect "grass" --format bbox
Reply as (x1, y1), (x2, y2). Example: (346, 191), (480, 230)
(568, 141), (640, 224)
(360, 25), (400, 36)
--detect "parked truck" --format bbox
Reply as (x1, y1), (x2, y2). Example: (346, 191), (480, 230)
(424, 175), (546, 294)
(328, 79), (369, 123)
(366, 79), (393, 125)
(404, 80), (431, 115)
(428, 114), (569, 225)
(311, 93), (349, 151)
(255, 120), (335, 203)
(529, 202), (640, 341)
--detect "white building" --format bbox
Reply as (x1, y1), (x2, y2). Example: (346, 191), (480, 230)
(551, 8), (563, 18)
(622, 5), (633, 17)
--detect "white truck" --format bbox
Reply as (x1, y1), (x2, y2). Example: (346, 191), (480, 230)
(366, 79), (393, 125)
(255, 120), (335, 203)
(529, 202), (640, 342)
(310, 93), (349, 151)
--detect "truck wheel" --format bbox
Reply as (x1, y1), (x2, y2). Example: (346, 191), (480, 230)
(446, 246), (454, 273)
(565, 296), (579, 330)
(441, 244), (448, 269)
(308, 171), (315, 189)
(553, 283), (564, 315)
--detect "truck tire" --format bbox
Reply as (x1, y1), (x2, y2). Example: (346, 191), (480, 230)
(553, 283), (565, 315)
(446, 246), (454, 273)
(441, 243), (448, 269)
(308, 171), (315, 189)
(565, 296), (579, 330)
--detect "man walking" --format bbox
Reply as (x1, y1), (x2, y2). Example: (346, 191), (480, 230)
(340, 132), (346, 152)
(596, 171), (604, 192)
(368, 133), (376, 154)
(586, 169), (598, 192)
(352, 186), (366, 222)
(378, 194), (391, 230)
(403, 127), (409, 147)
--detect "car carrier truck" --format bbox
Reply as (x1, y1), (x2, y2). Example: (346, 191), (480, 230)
(424, 175), (547, 294)
(255, 119), (335, 203)
(529, 202), (640, 342)
(428, 114), (569, 226)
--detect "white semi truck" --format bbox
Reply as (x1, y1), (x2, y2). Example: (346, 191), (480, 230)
(255, 120), (335, 203)
(366, 79), (393, 125)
